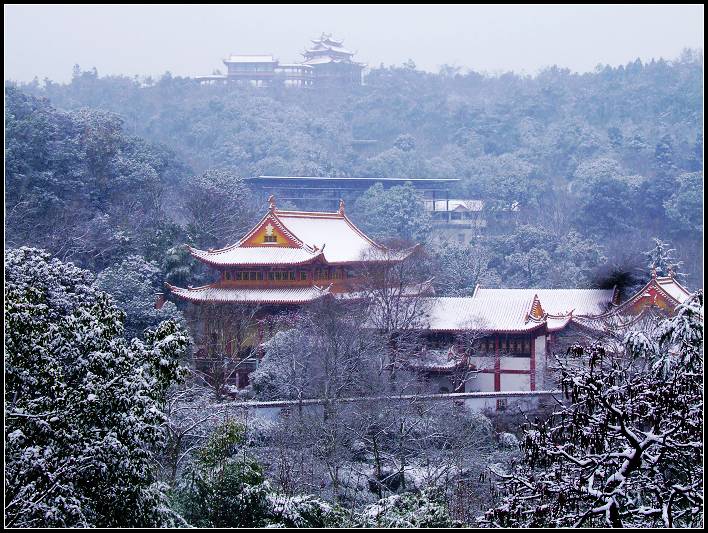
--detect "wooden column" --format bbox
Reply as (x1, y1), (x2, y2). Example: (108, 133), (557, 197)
(529, 334), (536, 391)
(494, 336), (502, 410)
(494, 336), (501, 391)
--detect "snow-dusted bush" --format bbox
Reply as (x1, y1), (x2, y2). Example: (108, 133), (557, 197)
(250, 329), (311, 400)
(498, 432), (519, 449)
(5, 247), (190, 527)
(357, 488), (460, 528)
(266, 493), (347, 528)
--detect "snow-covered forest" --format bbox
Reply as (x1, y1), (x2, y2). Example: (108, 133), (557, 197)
(4, 37), (704, 528)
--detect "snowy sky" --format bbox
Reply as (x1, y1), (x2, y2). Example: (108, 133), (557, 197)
(4, 4), (704, 83)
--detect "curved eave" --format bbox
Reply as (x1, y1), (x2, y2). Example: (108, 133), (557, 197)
(166, 283), (332, 306)
(187, 246), (324, 268)
(421, 322), (547, 335)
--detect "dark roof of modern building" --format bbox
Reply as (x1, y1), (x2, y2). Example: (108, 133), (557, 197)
(246, 175), (460, 184)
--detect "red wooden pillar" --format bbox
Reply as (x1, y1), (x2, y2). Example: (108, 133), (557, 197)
(494, 336), (502, 410)
(494, 335), (501, 391)
(529, 334), (536, 391)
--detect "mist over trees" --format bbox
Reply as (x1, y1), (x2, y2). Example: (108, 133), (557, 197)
(8, 50), (703, 289)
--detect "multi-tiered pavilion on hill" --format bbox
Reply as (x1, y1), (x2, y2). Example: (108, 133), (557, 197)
(301, 33), (364, 86)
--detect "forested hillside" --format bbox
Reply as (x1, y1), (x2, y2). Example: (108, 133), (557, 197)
(9, 50), (703, 289)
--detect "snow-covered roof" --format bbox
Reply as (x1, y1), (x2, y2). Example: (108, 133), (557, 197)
(276, 63), (314, 69)
(419, 288), (616, 333)
(189, 204), (412, 267)
(656, 276), (692, 304)
(224, 55), (276, 63)
(274, 210), (383, 264)
(305, 44), (355, 55)
(301, 56), (362, 66)
(310, 34), (344, 46)
(189, 246), (323, 268)
(473, 288), (616, 317)
(421, 296), (546, 333)
(167, 283), (330, 305)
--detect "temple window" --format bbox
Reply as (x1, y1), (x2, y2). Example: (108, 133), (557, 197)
(257, 272), (264, 281)
(268, 272), (275, 281)
(264, 235), (277, 243)
(274, 272), (281, 281)
(300, 271), (307, 281)
(289, 271), (296, 281)
(249, 272), (257, 281)
(235, 272), (242, 280)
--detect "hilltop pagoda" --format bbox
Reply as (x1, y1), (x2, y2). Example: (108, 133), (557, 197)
(301, 33), (364, 87)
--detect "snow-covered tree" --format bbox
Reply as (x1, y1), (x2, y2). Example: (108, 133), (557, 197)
(5, 247), (190, 527)
(95, 254), (183, 339)
(644, 237), (684, 278)
(184, 168), (255, 249)
(482, 292), (703, 527)
(351, 182), (432, 245)
(434, 241), (497, 296)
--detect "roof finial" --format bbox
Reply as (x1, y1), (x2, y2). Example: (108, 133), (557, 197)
(338, 198), (345, 215)
(651, 266), (657, 278)
(268, 194), (276, 211)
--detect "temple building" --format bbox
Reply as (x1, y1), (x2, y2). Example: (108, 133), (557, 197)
(166, 196), (416, 386)
(414, 272), (694, 410)
(195, 34), (362, 88)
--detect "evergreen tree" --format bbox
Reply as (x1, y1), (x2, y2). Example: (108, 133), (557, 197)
(5, 247), (190, 527)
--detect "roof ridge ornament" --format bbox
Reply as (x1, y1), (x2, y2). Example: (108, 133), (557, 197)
(651, 266), (657, 278)
(268, 194), (276, 212)
(338, 198), (345, 215)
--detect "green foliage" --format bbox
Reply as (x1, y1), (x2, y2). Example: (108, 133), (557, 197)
(352, 182), (432, 244)
(5, 247), (190, 527)
(196, 420), (246, 468)
(95, 254), (184, 339)
(174, 457), (270, 528)
(484, 225), (607, 287)
(664, 171), (703, 236)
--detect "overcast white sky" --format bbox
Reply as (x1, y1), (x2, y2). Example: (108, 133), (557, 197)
(4, 4), (704, 83)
